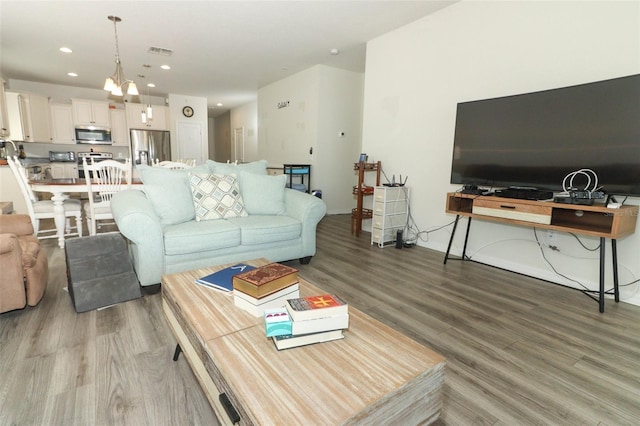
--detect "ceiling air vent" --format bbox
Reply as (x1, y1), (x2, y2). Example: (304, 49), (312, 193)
(148, 46), (173, 56)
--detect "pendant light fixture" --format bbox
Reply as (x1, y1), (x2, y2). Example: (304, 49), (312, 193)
(145, 73), (154, 121)
(138, 73), (154, 125)
(103, 15), (139, 96)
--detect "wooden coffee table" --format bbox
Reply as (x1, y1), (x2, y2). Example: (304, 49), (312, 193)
(161, 259), (445, 425)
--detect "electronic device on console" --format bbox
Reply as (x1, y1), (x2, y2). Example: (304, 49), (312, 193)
(494, 187), (553, 201)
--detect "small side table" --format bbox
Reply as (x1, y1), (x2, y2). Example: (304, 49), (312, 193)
(283, 164), (311, 193)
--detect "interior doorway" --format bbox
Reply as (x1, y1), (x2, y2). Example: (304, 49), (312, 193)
(177, 121), (204, 165)
(232, 127), (244, 163)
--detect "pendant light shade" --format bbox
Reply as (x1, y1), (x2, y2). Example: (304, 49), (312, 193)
(103, 77), (115, 92)
(103, 16), (138, 96)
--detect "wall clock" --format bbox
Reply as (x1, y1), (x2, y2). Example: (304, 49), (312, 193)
(182, 106), (194, 117)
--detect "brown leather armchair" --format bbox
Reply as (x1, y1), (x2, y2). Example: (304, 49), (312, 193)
(0, 215), (48, 313)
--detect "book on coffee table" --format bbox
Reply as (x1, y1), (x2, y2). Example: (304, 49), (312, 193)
(232, 263), (298, 298)
(290, 313), (349, 335)
(285, 294), (348, 321)
(233, 284), (300, 317)
(272, 329), (344, 350)
(195, 263), (256, 292)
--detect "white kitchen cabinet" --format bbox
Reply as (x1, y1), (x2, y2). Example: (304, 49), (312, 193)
(49, 162), (78, 179)
(110, 109), (128, 146)
(50, 104), (75, 144)
(126, 103), (168, 130)
(0, 79), (9, 137)
(371, 186), (409, 248)
(6, 91), (51, 143)
(71, 99), (110, 127)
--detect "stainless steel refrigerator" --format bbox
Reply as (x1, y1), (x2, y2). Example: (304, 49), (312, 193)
(129, 129), (171, 166)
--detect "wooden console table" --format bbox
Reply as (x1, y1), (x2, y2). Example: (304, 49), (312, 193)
(444, 192), (639, 312)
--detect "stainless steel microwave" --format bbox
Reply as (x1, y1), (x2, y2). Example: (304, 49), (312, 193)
(49, 150), (76, 162)
(74, 127), (112, 145)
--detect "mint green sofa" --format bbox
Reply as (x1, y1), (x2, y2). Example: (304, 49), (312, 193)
(111, 160), (326, 288)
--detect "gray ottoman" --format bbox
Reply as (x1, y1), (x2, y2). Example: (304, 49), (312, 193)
(65, 233), (142, 313)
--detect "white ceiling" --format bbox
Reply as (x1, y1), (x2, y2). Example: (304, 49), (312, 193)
(1, 1), (455, 116)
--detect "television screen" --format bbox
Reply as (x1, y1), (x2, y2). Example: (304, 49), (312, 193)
(450, 74), (640, 196)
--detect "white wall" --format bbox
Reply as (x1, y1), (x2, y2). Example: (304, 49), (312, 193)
(362, 1), (640, 305)
(315, 66), (365, 214)
(258, 66), (320, 165)
(258, 64), (364, 213)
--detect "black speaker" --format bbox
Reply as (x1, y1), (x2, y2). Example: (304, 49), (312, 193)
(396, 230), (403, 249)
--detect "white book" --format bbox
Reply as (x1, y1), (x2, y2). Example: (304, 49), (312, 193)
(272, 329), (344, 350)
(291, 314), (349, 335)
(234, 287), (300, 317)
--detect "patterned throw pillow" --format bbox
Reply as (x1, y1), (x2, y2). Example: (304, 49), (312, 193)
(189, 173), (248, 221)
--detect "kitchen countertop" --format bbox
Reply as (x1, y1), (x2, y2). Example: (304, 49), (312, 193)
(19, 157), (51, 165)
(1, 157), (128, 167)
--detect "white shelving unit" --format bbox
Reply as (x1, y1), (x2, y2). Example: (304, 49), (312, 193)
(371, 186), (409, 247)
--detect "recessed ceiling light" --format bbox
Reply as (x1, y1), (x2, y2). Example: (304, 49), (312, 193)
(330, 48), (339, 55)
(160, 65), (171, 70)
(67, 72), (78, 77)
(60, 47), (72, 53)
(216, 103), (223, 107)
(147, 83), (155, 88)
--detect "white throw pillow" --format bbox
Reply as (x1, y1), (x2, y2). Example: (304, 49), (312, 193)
(189, 172), (248, 220)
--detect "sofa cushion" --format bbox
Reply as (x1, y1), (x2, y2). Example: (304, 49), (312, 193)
(189, 173), (248, 220)
(138, 164), (209, 225)
(239, 172), (287, 215)
(163, 220), (241, 255)
(226, 215), (301, 245)
(207, 159), (268, 176)
(142, 184), (194, 226)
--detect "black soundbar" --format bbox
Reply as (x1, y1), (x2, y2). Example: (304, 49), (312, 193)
(494, 188), (553, 200)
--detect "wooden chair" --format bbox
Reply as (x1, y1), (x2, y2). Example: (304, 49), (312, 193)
(83, 158), (131, 236)
(7, 156), (82, 239)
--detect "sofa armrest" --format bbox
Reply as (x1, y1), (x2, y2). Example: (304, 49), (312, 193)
(0, 233), (19, 256)
(0, 234), (28, 312)
(111, 190), (165, 286)
(283, 189), (327, 256)
(0, 214), (34, 236)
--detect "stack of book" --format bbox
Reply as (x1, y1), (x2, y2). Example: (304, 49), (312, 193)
(271, 294), (349, 350)
(232, 263), (300, 317)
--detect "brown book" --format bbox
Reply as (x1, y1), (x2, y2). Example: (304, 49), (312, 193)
(232, 263), (298, 298)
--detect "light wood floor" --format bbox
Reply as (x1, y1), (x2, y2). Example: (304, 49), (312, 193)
(1, 214), (639, 425)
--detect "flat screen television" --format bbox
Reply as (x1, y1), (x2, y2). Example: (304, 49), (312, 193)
(450, 74), (640, 196)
